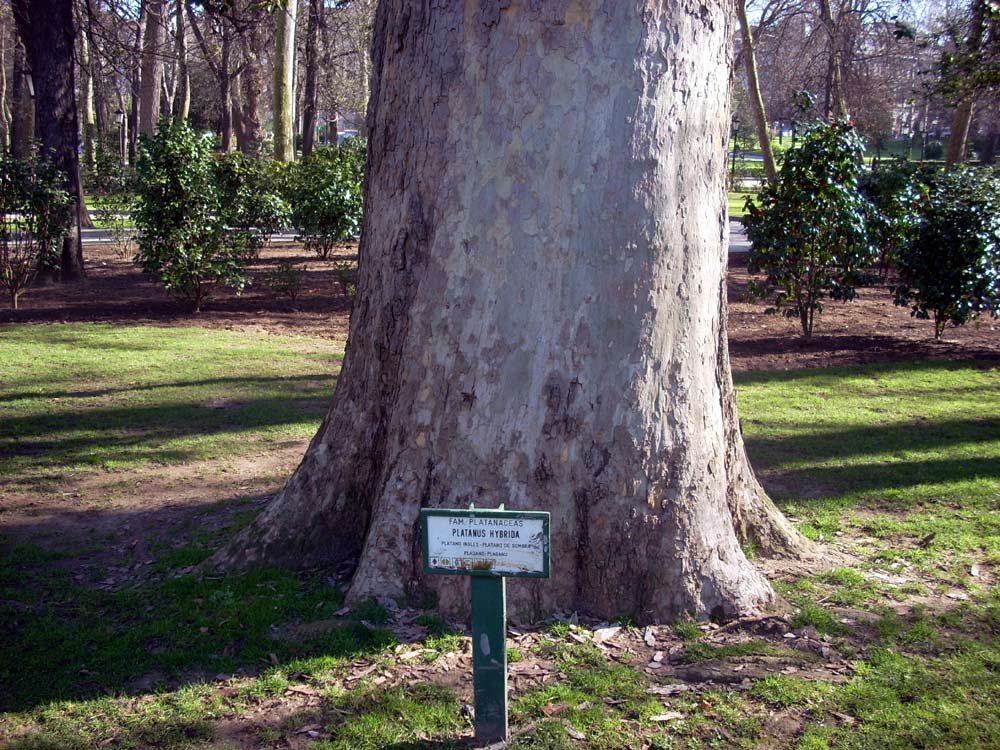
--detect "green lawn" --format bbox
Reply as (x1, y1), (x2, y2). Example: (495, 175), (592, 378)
(0, 324), (343, 496)
(728, 191), (753, 218)
(1, 324), (997, 750)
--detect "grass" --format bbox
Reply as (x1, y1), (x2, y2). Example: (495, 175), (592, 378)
(736, 360), (1000, 583)
(0, 324), (342, 495)
(1, 321), (998, 749)
(728, 191), (754, 218)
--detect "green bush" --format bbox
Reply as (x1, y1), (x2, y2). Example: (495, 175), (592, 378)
(743, 120), (877, 339)
(858, 160), (927, 280)
(0, 151), (72, 309)
(286, 143), (364, 260)
(213, 151), (290, 251)
(134, 120), (279, 312)
(893, 167), (1000, 338)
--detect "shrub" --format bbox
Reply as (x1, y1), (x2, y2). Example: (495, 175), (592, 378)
(893, 167), (1000, 338)
(213, 151), (290, 252)
(0, 152), (72, 309)
(858, 159), (927, 280)
(743, 120), (877, 339)
(264, 261), (306, 303)
(286, 143), (364, 260)
(134, 119), (271, 312)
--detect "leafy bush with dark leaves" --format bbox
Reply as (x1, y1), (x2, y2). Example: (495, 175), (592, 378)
(858, 159), (927, 280)
(743, 120), (877, 339)
(0, 151), (72, 309)
(134, 119), (284, 312)
(893, 167), (1000, 338)
(286, 143), (364, 260)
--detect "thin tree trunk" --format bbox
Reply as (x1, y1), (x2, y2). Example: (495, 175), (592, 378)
(176, 0), (190, 121)
(138, 0), (165, 135)
(129, 2), (144, 161)
(735, 0), (777, 184)
(0, 16), (9, 153)
(239, 29), (263, 153)
(214, 1), (809, 624)
(301, 0), (320, 157)
(273, 0), (297, 162)
(219, 24), (234, 152)
(946, 0), (988, 167)
(12, 0), (86, 280)
(818, 0), (847, 120)
(78, 7), (97, 174)
(10, 37), (32, 159)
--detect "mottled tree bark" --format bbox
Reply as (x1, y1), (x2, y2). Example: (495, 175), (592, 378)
(215, 0), (810, 624)
(12, 0), (86, 279)
(273, 0), (297, 162)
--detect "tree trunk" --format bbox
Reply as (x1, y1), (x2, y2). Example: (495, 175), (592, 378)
(0, 15), (9, 153)
(77, 6), (97, 174)
(10, 37), (32, 159)
(219, 24), (234, 152)
(214, 0), (809, 624)
(818, 0), (847, 120)
(301, 0), (320, 157)
(175, 0), (190, 121)
(12, 0), (86, 280)
(128, 2), (144, 162)
(138, 0), (165, 136)
(945, 99), (975, 166)
(273, 0), (297, 162)
(239, 30), (264, 153)
(735, 0), (777, 184)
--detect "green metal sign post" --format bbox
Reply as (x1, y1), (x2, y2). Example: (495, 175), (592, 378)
(421, 506), (550, 745)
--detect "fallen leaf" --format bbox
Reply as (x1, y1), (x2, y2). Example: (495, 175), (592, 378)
(562, 721), (586, 740)
(646, 684), (692, 696)
(295, 724), (322, 734)
(285, 685), (319, 696)
(541, 702), (569, 717)
(643, 626), (657, 646)
(649, 712), (685, 722)
(593, 626), (621, 643)
(652, 650), (664, 663)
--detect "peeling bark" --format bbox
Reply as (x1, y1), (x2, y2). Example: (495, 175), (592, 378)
(214, 0), (810, 624)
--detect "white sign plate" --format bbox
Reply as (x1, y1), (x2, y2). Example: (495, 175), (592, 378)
(424, 512), (549, 577)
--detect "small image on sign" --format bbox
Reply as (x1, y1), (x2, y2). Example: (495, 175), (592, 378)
(421, 509), (550, 578)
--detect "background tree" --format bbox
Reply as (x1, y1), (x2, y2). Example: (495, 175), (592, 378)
(11, 0), (87, 280)
(273, 0), (296, 161)
(214, 0), (810, 624)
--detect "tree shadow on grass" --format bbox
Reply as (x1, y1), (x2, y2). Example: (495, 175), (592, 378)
(0, 377), (336, 476)
(0, 493), (396, 714)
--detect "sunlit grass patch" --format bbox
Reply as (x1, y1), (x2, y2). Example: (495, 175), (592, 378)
(0, 323), (342, 491)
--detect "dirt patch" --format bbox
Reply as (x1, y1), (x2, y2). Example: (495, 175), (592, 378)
(0, 242), (356, 341)
(727, 252), (1000, 371)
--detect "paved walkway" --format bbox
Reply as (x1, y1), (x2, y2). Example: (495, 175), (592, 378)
(82, 227), (753, 253)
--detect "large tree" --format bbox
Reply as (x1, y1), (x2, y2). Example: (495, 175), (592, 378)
(11, 0), (86, 280)
(215, 0), (810, 623)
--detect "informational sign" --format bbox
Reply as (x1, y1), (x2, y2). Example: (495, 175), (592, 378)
(421, 506), (551, 744)
(422, 509), (549, 578)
